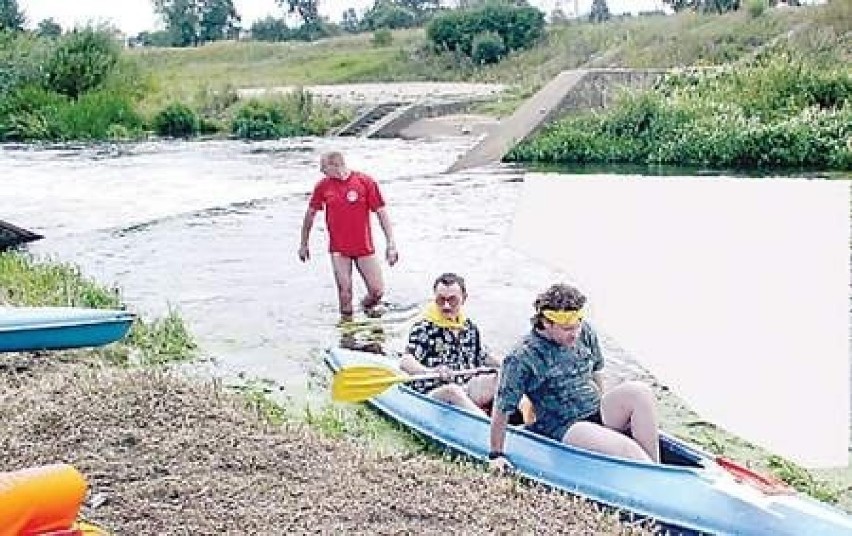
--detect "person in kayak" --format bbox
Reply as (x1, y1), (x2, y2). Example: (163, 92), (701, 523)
(399, 272), (501, 416)
(489, 283), (661, 471)
(299, 151), (398, 321)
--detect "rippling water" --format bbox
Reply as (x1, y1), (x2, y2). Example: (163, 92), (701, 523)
(0, 138), (823, 402)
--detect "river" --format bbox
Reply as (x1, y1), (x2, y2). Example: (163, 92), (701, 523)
(1, 136), (658, 397)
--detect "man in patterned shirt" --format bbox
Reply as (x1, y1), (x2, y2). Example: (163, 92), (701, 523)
(488, 283), (661, 471)
(399, 273), (501, 416)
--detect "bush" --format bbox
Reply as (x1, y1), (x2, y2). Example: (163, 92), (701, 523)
(372, 29), (393, 47)
(44, 27), (120, 99)
(231, 99), (303, 140)
(58, 88), (142, 139)
(0, 85), (66, 141)
(230, 90), (349, 140)
(153, 102), (199, 138)
(745, 0), (768, 18)
(471, 31), (505, 65)
(509, 55), (852, 171)
(0, 84), (142, 141)
(362, 4), (416, 31)
(426, 3), (544, 59)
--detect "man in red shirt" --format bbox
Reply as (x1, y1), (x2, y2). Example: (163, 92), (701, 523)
(299, 151), (399, 320)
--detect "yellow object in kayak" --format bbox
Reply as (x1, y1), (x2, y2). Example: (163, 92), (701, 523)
(0, 463), (98, 536)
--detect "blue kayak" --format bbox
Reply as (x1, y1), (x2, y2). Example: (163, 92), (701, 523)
(0, 307), (135, 352)
(326, 347), (852, 536)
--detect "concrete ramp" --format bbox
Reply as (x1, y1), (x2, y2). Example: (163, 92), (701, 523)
(446, 69), (586, 173)
(446, 68), (665, 173)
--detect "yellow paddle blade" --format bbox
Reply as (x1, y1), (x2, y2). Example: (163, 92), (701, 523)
(332, 365), (414, 403)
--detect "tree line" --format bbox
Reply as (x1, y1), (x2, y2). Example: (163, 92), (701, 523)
(1, 0), (807, 48)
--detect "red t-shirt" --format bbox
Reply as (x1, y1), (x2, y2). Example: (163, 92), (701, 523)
(308, 171), (386, 257)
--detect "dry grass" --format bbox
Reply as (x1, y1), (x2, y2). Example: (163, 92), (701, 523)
(0, 356), (657, 534)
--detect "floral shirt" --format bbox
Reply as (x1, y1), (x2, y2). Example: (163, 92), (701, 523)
(495, 323), (605, 441)
(405, 318), (488, 393)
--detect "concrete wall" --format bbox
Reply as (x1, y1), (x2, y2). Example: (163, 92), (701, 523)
(447, 68), (668, 172)
(370, 99), (491, 139)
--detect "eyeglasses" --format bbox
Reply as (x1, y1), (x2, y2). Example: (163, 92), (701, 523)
(435, 295), (461, 307)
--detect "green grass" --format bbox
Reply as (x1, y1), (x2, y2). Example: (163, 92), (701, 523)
(132, 5), (850, 116)
(0, 252), (197, 365)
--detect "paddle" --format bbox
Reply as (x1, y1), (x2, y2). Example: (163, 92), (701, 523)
(332, 364), (497, 403)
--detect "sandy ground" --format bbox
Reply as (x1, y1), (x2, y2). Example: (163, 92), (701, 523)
(0, 353), (656, 535)
(238, 82), (508, 108)
(398, 114), (501, 139)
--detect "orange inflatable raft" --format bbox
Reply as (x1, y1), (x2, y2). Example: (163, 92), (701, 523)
(0, 464), (107, 536)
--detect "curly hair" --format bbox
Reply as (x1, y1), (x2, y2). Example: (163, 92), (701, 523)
(531, 283), (586, 328)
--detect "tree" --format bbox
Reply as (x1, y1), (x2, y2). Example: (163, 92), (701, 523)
(341, 8), (359, 33)
(153, 0), (241, 46)
(277, 0), (320, 27)
(199, 0), (241, 42)
(0, 0), (25, 32)
(153, 0), (201, 46)
(361, 2), (416, 31)
(276, 0), (328, 41)
(662, 0), (741, 12)
(130, 29), (176, 47)
(589, 0), (610, 22)
(394, 0), (440, 21)
(250, 16), (290, 41)
(36, 18), (63, 38)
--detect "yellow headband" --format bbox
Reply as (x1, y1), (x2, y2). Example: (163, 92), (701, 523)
(541, 309), (584, 326)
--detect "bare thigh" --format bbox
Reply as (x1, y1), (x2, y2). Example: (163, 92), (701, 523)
(465, 374), (497, 407)
(354, 255), (384, 296)
(331, 254), (354, 289)
(562, 421), (651, 462)
(330, 254), (354, 312)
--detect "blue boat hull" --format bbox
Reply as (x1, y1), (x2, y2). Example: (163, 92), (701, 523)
(326, 347), (852, 536)
(0, 307), (135, 352)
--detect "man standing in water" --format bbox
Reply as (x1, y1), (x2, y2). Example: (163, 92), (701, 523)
(299, 151), (398, 321)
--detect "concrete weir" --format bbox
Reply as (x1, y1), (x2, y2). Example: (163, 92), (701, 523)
(446, 68), (666, 173)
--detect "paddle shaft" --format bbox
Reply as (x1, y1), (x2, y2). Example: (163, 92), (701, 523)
(409, 367), (498, 383)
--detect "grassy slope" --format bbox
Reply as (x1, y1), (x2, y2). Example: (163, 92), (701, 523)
(132, 4), (849, 114)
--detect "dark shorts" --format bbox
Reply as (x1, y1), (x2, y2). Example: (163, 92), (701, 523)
(548, 409), (604, 442)
(580, 409), (603, 426)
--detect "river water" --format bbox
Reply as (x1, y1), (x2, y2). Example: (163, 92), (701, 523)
(1, 137), (657, 397)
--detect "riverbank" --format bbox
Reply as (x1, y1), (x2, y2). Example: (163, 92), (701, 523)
(0, 251), (658, 533)
(4, 4), (848, 150)
(0, 351), (656, 534)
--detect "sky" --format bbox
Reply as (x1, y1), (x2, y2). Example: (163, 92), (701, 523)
(18, 0), (669, 36)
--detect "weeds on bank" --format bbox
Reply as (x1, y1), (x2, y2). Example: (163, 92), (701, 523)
(508, 49), (851, 170)
(0, 252), (197, 365)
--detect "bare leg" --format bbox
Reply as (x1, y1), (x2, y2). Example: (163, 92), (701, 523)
(600, 381), (661, 462)
(330, 254), (354, 318)
(354, 255), (384, 311)
(465, 374), (498, 407)
(429, 384), (487, 417)
(563, 421), (651, 462)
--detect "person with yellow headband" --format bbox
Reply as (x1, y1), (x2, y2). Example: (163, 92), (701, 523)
(488, 283), (661, 471)
(399, 272), (502, 416)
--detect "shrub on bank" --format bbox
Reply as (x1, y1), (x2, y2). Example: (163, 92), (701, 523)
(0, 28), (146, 141)
(43, 28), (120, 99)
(154, 102), (200, 138)
(426, 2), (544, 62)
(0, 84), (142, 141)
(231, 90), (350, 140)
(508, 53), (852, 171)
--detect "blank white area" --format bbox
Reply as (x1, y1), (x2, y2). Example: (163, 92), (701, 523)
(509, 174), (850, 468)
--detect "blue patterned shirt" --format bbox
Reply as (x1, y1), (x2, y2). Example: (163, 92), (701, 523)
(495, 323), (605, 441)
